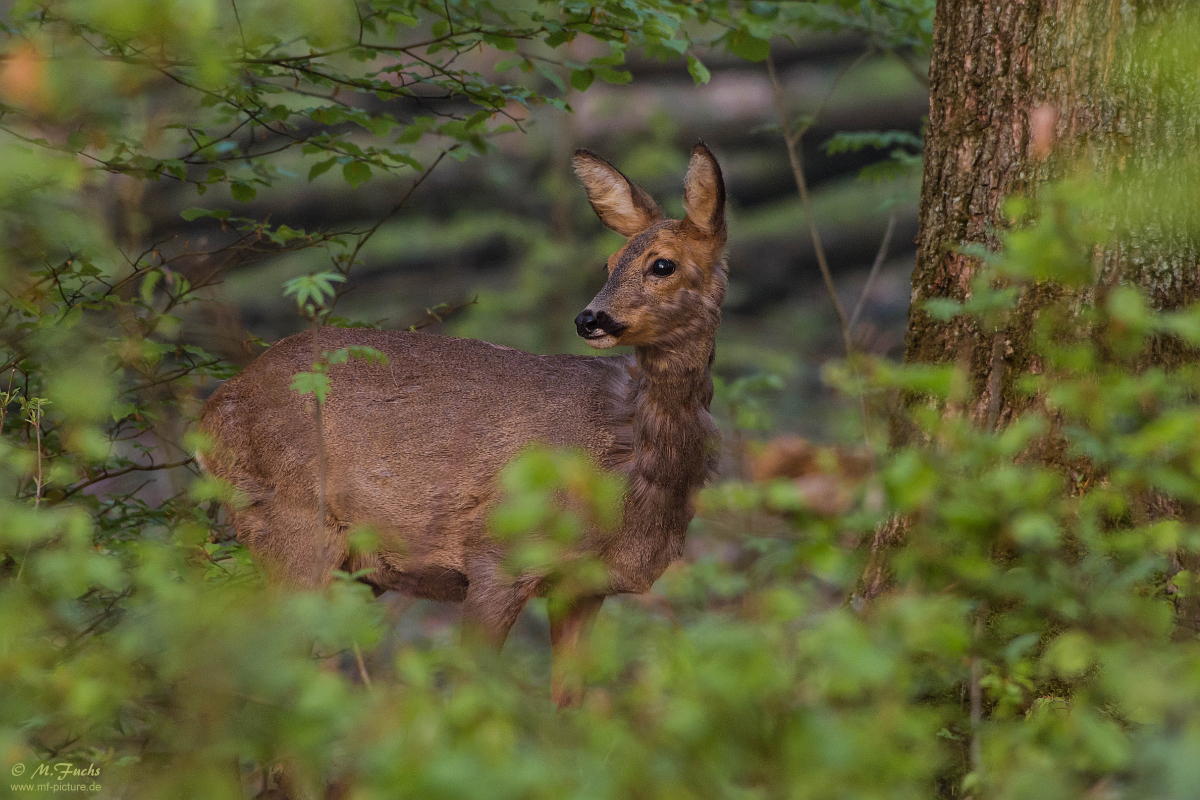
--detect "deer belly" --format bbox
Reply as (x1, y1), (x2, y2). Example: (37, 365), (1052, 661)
(374, 560), (470, 602)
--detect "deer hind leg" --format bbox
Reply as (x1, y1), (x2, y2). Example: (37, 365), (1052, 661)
(548, 594), (604, 708)
(233, 498), (346, 590)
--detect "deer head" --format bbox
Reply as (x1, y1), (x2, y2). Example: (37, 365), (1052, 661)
(572, 143), (727, 351)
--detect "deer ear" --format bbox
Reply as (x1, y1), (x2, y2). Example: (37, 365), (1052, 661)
(682, 142), (726, 240)
(573, 150), (664, 238)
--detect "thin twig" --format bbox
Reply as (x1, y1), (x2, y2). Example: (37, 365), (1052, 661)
(230, 0), (247, 53)
(311, 319), (328, 551)
(885, 48), (931, 88)
(63, 588), (135, 655)
(805, 49), (876, 141)
(767, 48), (877, 453)
(767, 53), (852, 357)
(969, 602), (986, 784)
(33, 399), (42, 508)
(125, 360), (224, 395)
(407, 297), (478, 331)
(849, 211), (897, 331)
(0, 368), (14, 433)
(327, 147), (455, 315)
(16, 399), (42, 581)
(353, 640), (373, 690)
(63, 458), (196, 499)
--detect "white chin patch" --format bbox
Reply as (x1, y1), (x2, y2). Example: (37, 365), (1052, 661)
(583, 333), (619, 349)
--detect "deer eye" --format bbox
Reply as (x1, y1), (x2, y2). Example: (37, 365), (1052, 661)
(651, 258), (676, 277)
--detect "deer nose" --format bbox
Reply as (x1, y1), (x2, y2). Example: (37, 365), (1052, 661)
(575, 309), (599, 337)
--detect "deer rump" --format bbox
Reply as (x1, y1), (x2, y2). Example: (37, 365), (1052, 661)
(200, 326), (638, 600)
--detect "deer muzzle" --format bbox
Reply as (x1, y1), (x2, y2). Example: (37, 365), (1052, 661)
(575, 309), (626, 340)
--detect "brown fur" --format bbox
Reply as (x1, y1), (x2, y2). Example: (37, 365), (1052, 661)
(198, 144), (728, 706)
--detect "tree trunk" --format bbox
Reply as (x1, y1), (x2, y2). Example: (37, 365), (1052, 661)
(862, 0), (1200, 602)
(908, 0), (1200, 425)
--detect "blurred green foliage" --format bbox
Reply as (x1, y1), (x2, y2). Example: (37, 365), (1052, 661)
(6, 2), (1200, 800)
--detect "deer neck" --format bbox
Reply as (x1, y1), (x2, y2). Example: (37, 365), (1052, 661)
(600, 335), (717, 592)
(632, 338), (716, 422)
(628, 336), (717, 496)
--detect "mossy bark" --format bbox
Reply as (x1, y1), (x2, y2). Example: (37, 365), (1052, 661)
(908, 0), (1200, 425)
(864, 0), (1200, 604)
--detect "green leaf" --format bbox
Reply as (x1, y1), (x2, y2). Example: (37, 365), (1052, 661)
(1011, 512), (1061, 548)
(596, 68), (632, 84)
(1107, 285), (1148, 327)
(366, 115), (397, 137)
(140, 270), (163, 305)
(396, 119), (432, 144)
(385, 10), (418, 26)
(823, 130), (924, 156)
(269, 224), (306, 244)
(290, 371), (332, 404)
(466, 109), (491, 131)
(569, 69), (594, 92)
(1045, 631), (1095, 678)
(321, 345), (387, 367)
(308, 158), (336, 182)
(494, 57), (524, 73)
(687, 53), (711, 85)
(180, 207), (231, 221)
(230, 181), (256, 203)
(283, 272), (347, 310)
(342, 161), (371, 188)
(725, 28), (771, 62)
(385, 151), (423, 171)
(857, 151), (923, 183)
(658, 37), (688, 55)
(482, 32), (518, 51)
(923, 298), (964, 321)
(10, 296), (39, 316)
(533, 61), (566, 93)
(345, 345), (388, 365)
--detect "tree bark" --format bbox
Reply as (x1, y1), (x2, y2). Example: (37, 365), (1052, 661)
(908, 0), (1200, 425)
(862, 0), (1200, 601)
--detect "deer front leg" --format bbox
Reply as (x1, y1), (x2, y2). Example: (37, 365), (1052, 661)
(460, 563), (534, 649)
(548, 594), (604, 708)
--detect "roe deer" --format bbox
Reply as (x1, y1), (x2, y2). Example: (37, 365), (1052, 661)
(198, 143), (727, 707)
